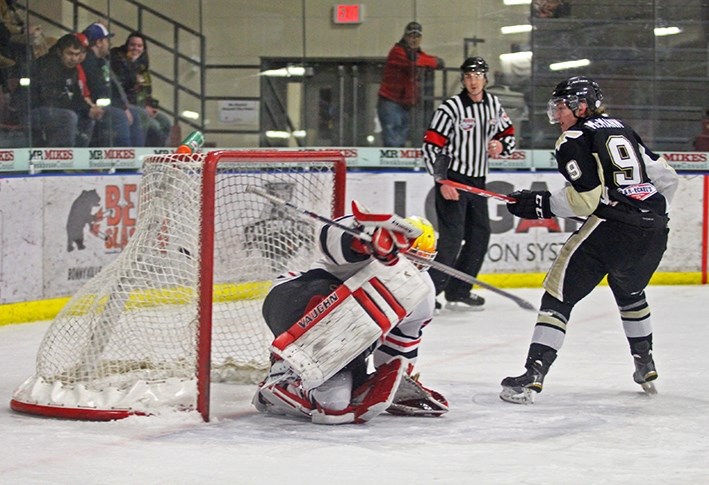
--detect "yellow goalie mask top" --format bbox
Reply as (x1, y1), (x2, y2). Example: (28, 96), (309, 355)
(405, 216), (437, 270)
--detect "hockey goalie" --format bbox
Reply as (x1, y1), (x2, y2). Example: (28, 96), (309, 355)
(252, 201), (449, 424)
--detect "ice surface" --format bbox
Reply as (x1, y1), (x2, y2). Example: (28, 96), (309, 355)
(2, 285), (708, 484)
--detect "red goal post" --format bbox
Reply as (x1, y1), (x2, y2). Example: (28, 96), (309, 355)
(11, 150), (346, 421)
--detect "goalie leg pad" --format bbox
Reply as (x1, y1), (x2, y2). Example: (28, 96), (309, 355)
(311, 359), (405, 425)
(351, 356), (406, 423)
(272, 258), (430, 390)
(386, 373), (449, 417)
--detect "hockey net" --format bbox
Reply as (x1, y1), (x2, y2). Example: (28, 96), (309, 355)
(11, 150), (346, 421)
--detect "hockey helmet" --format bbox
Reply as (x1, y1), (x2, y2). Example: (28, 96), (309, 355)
(405, 216), (437, 270)
(460, 56), (489, 73)
(547, 76), (604, 123)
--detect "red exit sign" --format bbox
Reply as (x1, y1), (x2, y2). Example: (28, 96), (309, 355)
(333, 4), (364, 24)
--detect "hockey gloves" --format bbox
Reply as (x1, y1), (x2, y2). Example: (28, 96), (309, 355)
(507, 190), (554, 219)
(352, 226), (414, 265)
(370, 227), (412, 264)
(350, 200), (422, 266)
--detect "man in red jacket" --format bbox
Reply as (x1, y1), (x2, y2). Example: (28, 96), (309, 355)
(377, 21), (444, 147)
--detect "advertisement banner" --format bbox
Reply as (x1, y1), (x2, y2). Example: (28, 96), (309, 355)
(0, 170), (704, 304)
(42, 174), (141, 297)
(0, 177), (43, 302)
(346, 171), (704, 274)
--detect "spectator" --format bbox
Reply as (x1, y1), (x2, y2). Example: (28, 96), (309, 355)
(29, 34), (103, 146)
(110, 31), (172, 146)
(0, 0), (55, 73)
(422, 56), (515, 311)
(532, 0), (571, 18)
(377, 21), (444, 147)
(81, 22), (145, 147)
(73, 32), (99, 145)
(0, 0), (29, 70)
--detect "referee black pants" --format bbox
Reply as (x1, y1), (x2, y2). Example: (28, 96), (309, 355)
(430, 177), (491, 300)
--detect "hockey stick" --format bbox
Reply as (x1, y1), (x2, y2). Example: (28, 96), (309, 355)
(433, 155), (516, 203)
(437, 177), (586, 224)
(437, 179), (516, 203)
(246, 186), (536, 312)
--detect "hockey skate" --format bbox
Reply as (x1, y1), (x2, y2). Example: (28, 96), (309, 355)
(386, 372), (449, 417)
(445, 293), (485, 312)
(252, 359), (315, 418)
(632, 342), (658, 395)
(499, 362), (546, 405)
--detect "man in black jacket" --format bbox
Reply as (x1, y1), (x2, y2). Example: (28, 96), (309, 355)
(30, 34), (103, 146)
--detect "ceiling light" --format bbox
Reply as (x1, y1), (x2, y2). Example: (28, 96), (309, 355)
(501, 24), (533, 34)
(261, 66), (306, 77)
(503, 0), (531, 5)
(654, 26), (681, 36)
(265, 131), (292, 139)
(549, 59), (591, 71)
(181, 110), (200, 120)
(499, 51), (533, 62)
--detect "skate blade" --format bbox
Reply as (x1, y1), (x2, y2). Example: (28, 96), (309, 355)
(445, 302), (484, 312)
(640, 381), (657, 395)
(499, 386), (535, 404)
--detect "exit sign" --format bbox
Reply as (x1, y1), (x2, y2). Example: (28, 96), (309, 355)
(333, 4), (364, 24)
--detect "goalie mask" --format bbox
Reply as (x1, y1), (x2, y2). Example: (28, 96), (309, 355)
(404, 216), (437, 270)
(547, 76), (604, 124)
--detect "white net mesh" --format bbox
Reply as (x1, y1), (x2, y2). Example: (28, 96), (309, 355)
(12, 151), (344, 418)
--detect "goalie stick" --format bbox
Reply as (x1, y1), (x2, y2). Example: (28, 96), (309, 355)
(246, 186), (536, 312)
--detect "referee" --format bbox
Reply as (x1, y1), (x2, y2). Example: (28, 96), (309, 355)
(422, 56), (515, 311)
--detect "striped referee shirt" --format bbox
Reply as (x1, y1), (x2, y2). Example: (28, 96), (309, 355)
(423, 90), (515, 178)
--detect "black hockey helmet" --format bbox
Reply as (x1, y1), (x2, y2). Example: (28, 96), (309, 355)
(551, 76), (603, 110)
(547, 76), (604, 123)
(460, 56), (489, 73)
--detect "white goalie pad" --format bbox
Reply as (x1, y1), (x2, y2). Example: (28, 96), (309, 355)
(271, 257), (429, 389)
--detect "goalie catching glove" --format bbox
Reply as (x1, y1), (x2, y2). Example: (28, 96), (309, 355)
(506, 190), (553, 220)
(350, 200), (422, 265)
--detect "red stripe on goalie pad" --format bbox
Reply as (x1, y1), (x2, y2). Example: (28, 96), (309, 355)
(369, 277), (407, 320)
(352, 288), (395, 335)
(272, 285), (353, 351)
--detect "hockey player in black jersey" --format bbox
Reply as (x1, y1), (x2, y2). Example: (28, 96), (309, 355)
(500, 76), (679, 404)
